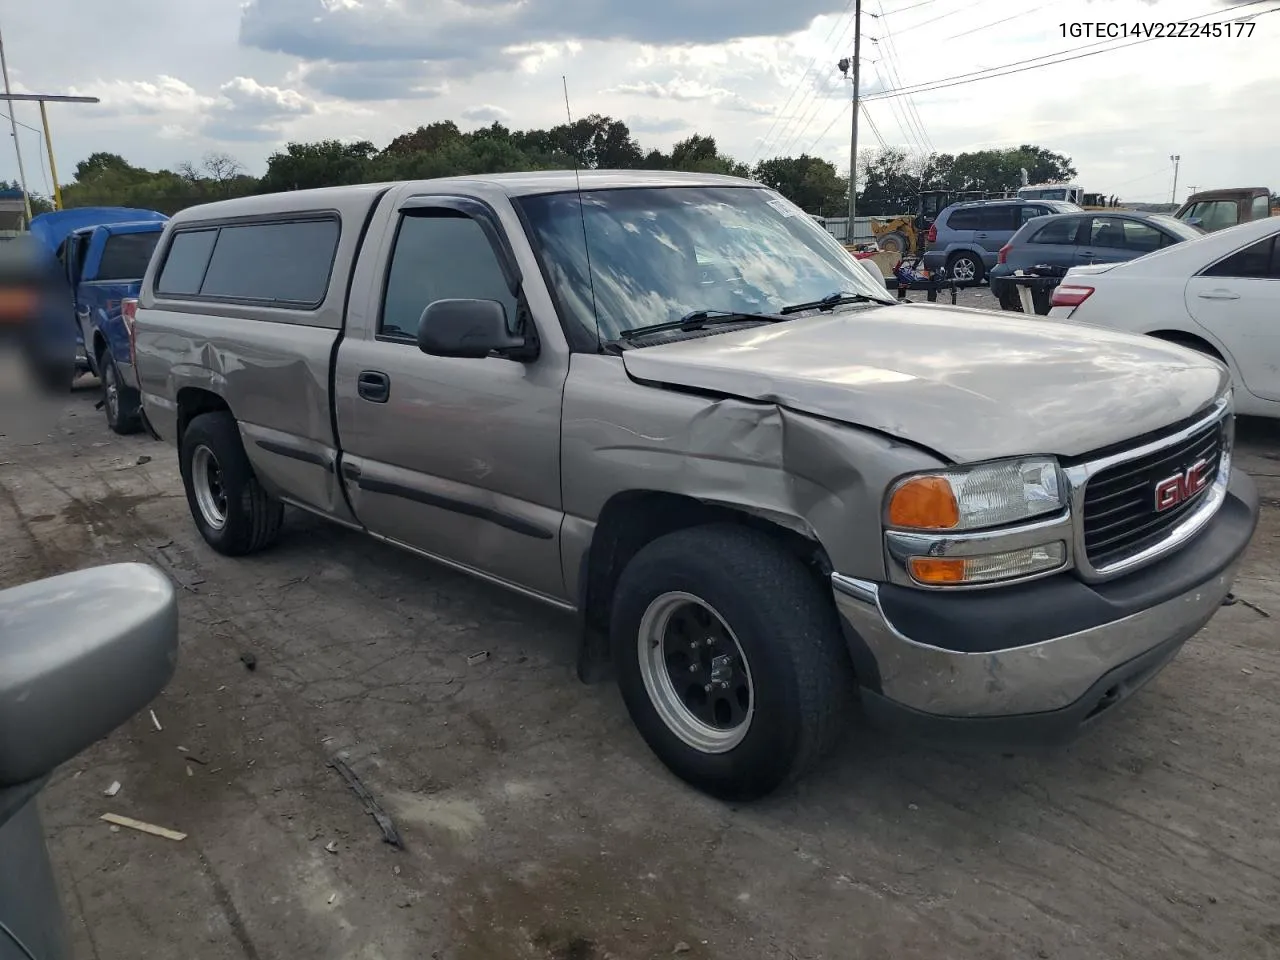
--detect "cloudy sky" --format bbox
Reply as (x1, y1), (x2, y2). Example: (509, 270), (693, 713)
(0, 0), (1274, 202)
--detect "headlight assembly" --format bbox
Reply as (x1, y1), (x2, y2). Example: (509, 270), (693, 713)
(885, 457), (1065, 532)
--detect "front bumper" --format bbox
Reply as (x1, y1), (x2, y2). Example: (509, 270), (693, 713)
(832, 468), (1259, 747)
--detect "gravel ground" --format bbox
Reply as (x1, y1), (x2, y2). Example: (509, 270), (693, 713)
(5, 342), (1279, 960)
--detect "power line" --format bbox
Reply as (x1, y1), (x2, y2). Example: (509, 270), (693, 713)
(750, 0), (857, 164)
(947, 0), (1062, 41)
(872, 0), (934, 155)
(889, 0), (994, 37)
(770, 8), (866, 160)
(863, 2), (1278, 101)
(879, 0), (947, 15)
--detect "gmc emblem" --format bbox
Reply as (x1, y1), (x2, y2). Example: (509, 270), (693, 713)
(1154, 458), (1212, 512)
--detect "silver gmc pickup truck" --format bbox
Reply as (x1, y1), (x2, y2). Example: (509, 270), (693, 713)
(133, 171), (1260, 800)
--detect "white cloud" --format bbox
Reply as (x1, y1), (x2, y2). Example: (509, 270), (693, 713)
(0, 0), (1272, 202)
(460, 104), (510, 123)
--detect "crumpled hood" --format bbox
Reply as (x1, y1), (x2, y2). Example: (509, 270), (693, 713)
(620, 303), (1229, 463)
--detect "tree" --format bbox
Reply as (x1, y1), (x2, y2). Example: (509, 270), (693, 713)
(752, 155), (848, 217)
(257, 139), (379, 193)
(669, 135), (747, 176)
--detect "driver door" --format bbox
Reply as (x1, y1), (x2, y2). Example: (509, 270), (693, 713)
(335, 197), (570, 602)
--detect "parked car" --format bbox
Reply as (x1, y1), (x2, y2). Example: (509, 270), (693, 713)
(30, 207), (168, 429)
(991, 210), (1203, 311)
(1048, 216), (1280, 419)
(1173, 187), (1272, 233)
(0, 563), (178, 960)
(922, 197), (1081, 284)
(135, 171), (1258, 800)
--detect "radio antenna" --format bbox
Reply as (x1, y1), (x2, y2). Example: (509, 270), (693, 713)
(562, 75), (599, 347)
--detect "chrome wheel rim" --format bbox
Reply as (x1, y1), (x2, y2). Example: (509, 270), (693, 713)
(191, 445), (228, 530)
(951, 258), (977, 282)
(637, 591), (754, 754)
(103, 362), (119, 423)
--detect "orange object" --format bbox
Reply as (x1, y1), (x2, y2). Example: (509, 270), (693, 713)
(908, 557), (967, 584)
(886, 475), (960, 529)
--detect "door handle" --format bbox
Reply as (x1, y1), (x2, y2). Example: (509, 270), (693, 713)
(1197, 289), (1240, 300)
(357, 370), (390, 403)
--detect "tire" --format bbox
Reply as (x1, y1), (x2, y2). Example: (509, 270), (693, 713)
(100, 352), (142, 435)
(179, 411), (284, 556)
(610, 524), (855, 801)
(996, 285), (1023, 312)
(877, 230), (910, 255)
(945, 251), (984, 286)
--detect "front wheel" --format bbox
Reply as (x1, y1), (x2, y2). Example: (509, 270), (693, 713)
(180, 411), (283, 556)
(611, 524), (855, 801)
(101, 352), (142, 435)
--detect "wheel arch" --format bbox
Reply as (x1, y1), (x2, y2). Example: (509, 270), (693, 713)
(575, 490), (879, 686)
(175, 387), (233, 446)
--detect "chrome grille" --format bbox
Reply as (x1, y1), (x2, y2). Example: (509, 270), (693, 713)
(1081, 418), (1225, 570)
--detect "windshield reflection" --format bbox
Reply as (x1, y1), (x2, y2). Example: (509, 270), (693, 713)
(517, 186), (893, 343)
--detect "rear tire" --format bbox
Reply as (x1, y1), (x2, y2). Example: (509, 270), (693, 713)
(610, 524), (855, 801)
(180, 411), (283, 556)
(101, 352), (142, 435)
(946, 251), (984, 285)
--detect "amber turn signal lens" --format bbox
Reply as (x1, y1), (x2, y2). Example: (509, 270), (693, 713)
(886, 475), (960, 529)
(908, 557), (967, 584)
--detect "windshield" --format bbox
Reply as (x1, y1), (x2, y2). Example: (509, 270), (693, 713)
(517, 185), (893, 343)
(1177, 200), (1239, 231)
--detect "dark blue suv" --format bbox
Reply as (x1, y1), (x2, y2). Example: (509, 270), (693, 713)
(922, 198), (1081, 284)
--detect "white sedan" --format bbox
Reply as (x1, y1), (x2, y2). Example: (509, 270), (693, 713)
(1047, 216), (1280, 419)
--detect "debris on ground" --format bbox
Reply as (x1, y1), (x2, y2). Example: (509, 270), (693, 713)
(150, 709), (162, 732)
(136, 455), (152, 465)
(240, 652), (258, 671)
(103, 781), (121, 798)
(466, 651), (490, 666)
(101, 813), (187, 842)
(673, 942), (691, 954)
(328, 755), (404, 849)
(325, 840), (339, 854)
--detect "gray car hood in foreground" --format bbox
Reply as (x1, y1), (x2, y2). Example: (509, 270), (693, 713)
(621, 303), (1229, 463)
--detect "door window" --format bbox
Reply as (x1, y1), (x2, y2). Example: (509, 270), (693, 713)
(1250, 195), (1271, 221)
(978, 206), (1019, 231)
(1084, 217), (1131, 249)
(380, 212), (520, 340)
(1202, 235), (1280, 279)
(945, 207), (981, 231)
(97, 233), (162, 281)
(1020, 205), (1050, 224)
(1029, 218), (1081, 245)
(1116, 219), (1166, 254)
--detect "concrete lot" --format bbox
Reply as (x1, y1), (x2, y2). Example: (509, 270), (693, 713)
(4, 343), (1279, 959)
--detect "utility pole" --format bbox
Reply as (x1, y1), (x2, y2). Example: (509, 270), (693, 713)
(1169, 154), (1181, 205)
(0, 92), (99, 210)
(0, 25), (31, 224)
(838, 0), (863, 226)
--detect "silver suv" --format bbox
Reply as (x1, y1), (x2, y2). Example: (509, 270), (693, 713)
(923, 197), (1081, 284)
(132, 171), (1258, 799)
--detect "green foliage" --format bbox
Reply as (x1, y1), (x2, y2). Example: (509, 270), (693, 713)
(856, 144), (1079, 215)
(751, 154), (848, 217)
(50, 115), (1087, 226)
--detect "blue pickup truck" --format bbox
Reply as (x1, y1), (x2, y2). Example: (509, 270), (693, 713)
(31, 207), (168, 433)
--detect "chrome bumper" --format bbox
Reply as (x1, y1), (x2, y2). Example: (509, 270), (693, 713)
(831, 562), (1238, 719)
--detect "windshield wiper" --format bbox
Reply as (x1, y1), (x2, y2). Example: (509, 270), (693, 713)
(618, 309), (776, 341)
(779, 291), (879, 315)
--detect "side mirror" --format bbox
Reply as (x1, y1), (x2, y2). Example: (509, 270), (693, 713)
(416, 298), (531, 360)
(0, 563), (178, 787)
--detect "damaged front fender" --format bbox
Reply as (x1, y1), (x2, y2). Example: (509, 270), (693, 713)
(560, 354), (946, 598)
